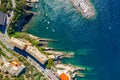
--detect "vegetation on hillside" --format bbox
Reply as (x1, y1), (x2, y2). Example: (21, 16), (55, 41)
(0, 0), (12, 13)
(0, 41), (47, 80)
(7, 0), (28, 36)
(12, 32), (40, 46)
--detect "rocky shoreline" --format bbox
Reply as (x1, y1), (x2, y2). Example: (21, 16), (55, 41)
(10, 1), (89, 80)
(25, 33), (89, 79)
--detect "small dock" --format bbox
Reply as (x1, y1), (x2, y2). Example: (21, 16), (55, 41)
(55, 64), (86, 79)
(27, 0), (39, 3)
(25, 11), (40, 15)
(59, 52), (74, 58)
(69, 0), (95, 18)
(39, 38), (58, 42)
(76, 72), (85, 78)
(41, 47), (55, 51)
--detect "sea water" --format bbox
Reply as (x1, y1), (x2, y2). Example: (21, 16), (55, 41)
(25, 0), (120, 80)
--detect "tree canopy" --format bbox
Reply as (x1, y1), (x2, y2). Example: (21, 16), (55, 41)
(46, 59), (55, 69)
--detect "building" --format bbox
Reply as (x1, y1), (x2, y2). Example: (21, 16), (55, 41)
(1, 62), (10, 73)
(26, 45), (48, 64)
(0, 11), (7, 26)
(1, 60), (25, 76)
(0, 0), (1, 5)
(60, 73), (69, 80)
(10, 37), (48, 64)
(0, 11), (7, 33)
(0, 56), (25, 76)
(10, 37), (26, 50)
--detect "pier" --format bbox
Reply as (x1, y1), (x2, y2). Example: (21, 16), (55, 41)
(27, 0), (39, 3)
(25, 11), (40, 15)
(69, 0), (95, 18)
(55, 64), (86, 79)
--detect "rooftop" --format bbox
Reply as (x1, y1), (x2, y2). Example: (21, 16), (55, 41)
(11, 60), (21, 66)
(0, 56), (25, 76)
(0, 11), (7, 25)
(10, 37), (48, 64)
(26, 46), (48, 64)
(60, 73), (69, 80)
(11, 37), (25, 50)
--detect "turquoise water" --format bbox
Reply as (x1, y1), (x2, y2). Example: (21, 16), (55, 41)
(25, 0), (120, 80)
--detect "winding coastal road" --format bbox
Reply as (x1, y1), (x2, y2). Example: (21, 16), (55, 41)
(0, 44), (12, 58)
(0, 32), (14, 49)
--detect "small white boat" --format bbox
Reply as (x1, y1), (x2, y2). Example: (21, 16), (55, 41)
(52, 29), (55, 32)
(44, 20), (47, 22)
(46, 13), (48, 16)
(46, 27), (49, 29)
(47, 21), (50, 24)
(35, 5), (38, 8)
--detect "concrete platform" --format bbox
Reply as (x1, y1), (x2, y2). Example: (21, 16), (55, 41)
(69, 0), (95, 19)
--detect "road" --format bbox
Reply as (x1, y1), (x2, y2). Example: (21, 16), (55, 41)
(0, 32), (14, 49)
(11, 0), (16, 8)
(0, 0), (15, 50)
(0, 0), (60, 80)
(0, 45), (12, 58)
(27, 56), (59, 80)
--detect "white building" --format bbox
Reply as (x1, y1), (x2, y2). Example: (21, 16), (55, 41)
(10, 37), (48, 64)
(10, 37), (26, 50)
(0, 58), (25, 76)
(26, 46), (48, 64)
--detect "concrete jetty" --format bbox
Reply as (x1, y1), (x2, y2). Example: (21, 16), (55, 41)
(55, 64), (86, 79)
(69, 0), (95, 18)
(27, 0), (39, 3)
(25, 11), (40, 15)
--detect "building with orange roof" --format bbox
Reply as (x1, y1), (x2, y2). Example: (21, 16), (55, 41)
(60, 73), (69, 80)
(24, 41), (31, 49)
(11, 60), (21, 66)
(0, 59), (25, 76)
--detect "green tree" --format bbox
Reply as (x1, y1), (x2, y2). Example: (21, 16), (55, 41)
(46, 59), (55, 69)
(0, 48), (2, 52)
